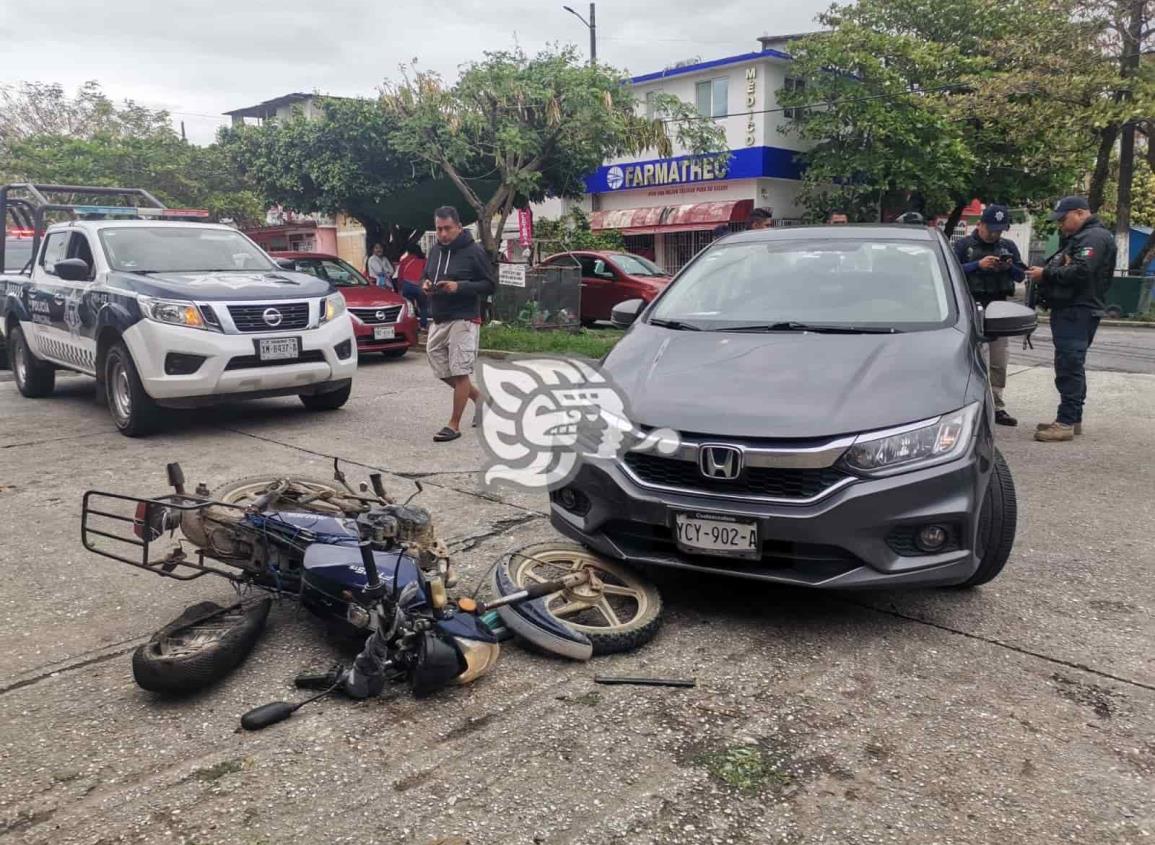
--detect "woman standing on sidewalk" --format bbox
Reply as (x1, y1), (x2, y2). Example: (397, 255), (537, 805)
(396, 242), (430, 331)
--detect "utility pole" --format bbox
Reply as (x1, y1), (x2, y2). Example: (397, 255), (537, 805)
(564, 3), (597, 66)
(1114, 0), (1145, 274)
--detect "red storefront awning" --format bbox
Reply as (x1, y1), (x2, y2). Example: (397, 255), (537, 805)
(590, 200), (753, 236)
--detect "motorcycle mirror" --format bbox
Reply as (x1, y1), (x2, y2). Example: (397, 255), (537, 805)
(240, 701), (298, 731)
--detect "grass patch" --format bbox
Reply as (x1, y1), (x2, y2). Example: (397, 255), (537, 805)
(479, 325), (623, 359)
(191, 759), (245, 782)
(698, 745), (792, 794)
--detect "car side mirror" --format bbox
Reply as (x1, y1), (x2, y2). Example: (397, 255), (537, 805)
(54, 258), (90, 281)
(611, 298), (646, 328)
(981, 300), (1037, 340)
(274, 258), (296, 270)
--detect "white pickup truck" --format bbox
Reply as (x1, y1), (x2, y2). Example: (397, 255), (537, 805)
(1, 184), (357, 436)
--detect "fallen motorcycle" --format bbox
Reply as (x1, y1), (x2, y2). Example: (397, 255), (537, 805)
(81, 462), (662, 726)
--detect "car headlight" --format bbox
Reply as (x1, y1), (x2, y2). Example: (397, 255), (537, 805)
(138, 296), (206, 330)
(320, 293), (347, 324)
(406, 300), (416, 318)
(841, 403), (979, 476)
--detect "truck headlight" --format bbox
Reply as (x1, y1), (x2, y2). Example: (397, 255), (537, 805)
(841, 403), (979, 476)
(320, 293), (346, 324)
(138, 296), (206, 330)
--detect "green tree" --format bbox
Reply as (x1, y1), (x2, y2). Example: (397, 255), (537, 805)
(384, 45), (725, 259)
(532, 207), (625, 257)
(0, 81), (171, 144)
(779, 0), (1116, 233)
(217, 97), (467, 256)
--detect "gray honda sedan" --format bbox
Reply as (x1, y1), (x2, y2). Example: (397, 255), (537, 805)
(549, 224), (1037, 589)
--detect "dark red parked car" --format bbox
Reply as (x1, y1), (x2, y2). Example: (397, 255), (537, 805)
(538, 251), (671, 324)
(271, 252), (419, 359)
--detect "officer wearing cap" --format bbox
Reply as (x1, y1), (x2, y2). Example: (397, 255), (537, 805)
(1026, 196), (1117, 442)
(954, 204), (1025, 426)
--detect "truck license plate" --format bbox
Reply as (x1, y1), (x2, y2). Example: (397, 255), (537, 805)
(257, 337), (299, 361)
(373, 326), (395, 341)
(673, 512), (760, 559)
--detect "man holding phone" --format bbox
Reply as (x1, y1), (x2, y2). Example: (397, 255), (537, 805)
(954, 204), (1025, 426)
(421, 206), (496, 442)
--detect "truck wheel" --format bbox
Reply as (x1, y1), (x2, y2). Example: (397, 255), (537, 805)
(104, 341), (162, 437)
(9, 326), (56, 397)
(299, 382), (351, 410)
(959, 449), (1017, 587)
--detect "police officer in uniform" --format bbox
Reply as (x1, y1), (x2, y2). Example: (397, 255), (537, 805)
(1026, 196), (1117, 442)
(954, 204), (1024, 426)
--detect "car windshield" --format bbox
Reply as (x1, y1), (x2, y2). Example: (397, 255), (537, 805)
(612, 253), (665, 276)
(648, 238), (954, 331)
(286, 257), (367, 286)
(98, 227), (276, 274)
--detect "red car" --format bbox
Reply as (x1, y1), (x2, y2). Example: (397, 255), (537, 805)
(270, 251), (419, 358)
(538, 251), (671, 324)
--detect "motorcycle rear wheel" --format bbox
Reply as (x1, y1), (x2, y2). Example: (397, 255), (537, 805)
(181, 475), (363, 552)
(498, 542), (663, 655)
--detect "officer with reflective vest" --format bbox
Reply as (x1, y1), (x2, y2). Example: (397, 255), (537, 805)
(954, 204), (1024, 426)
(1026, 196), (1117, 442)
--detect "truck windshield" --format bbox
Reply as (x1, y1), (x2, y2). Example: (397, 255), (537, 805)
(4, 237), (33, 272)
(98, 227), (275, 274)
(648, 238), (954, 331)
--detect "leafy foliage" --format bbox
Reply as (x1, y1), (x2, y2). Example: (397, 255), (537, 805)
(779, 0), (1118, 229)
(532, 207), (625, 254)
(1, 81), (262, 225)
(384, 45), (725, 258)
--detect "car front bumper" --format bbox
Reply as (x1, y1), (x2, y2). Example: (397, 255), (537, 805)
(352, 314), (418, 352)
(122, 315), (358, 401)
(549, 444), (991, 589)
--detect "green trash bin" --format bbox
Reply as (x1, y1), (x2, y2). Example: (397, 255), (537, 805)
(1103, 274), (1154, 318)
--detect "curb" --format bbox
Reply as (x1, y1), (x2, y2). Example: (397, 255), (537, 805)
(1036, 316), (1155, 329)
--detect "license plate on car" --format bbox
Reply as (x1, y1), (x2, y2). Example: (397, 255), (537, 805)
(257, 337), (299, 361)
(673, 512), (760, 559)
(373, 326), (396, 341)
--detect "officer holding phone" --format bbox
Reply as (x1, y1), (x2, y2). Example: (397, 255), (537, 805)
(954, 204), (1025, 426)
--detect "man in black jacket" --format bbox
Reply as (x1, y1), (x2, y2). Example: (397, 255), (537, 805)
(1027, 196), (1117, 442)
(954, 204), (1024, 426)
(421, 206), (496, 442)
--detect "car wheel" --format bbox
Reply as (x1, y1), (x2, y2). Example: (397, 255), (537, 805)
(104, 341), (162, 436)
(9, 325), (56, 398)
(959, 449), (1017, 587)
(299, 381), (351, 410)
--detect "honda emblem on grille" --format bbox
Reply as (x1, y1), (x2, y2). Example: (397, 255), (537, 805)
(262, 307), (283, 327)
(699, 445), (743, 480)
(375, 310), (386, 322)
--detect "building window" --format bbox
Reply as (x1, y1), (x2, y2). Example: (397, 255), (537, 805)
(784, 77), (806, 120)
(695, 77), (729, 119)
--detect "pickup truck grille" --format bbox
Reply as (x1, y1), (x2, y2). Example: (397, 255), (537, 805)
(350, 305), (403, 325)
(227, 302), (310, 332)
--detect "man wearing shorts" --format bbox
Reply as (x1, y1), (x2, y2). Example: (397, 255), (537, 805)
(422, 205), (495, 442)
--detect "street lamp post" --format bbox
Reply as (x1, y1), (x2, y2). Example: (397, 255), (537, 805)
(563, 3), (596, 66)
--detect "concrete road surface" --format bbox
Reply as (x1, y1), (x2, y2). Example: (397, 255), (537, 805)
(0, 344), (1152, 845)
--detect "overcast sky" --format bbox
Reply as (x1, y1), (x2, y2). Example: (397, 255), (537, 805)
(0, 0), (830, 145)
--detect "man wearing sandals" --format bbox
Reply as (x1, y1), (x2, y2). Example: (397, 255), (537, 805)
(422, 206), (495, 442)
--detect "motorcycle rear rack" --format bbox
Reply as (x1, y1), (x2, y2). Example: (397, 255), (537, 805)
(81, 489), (264, 583)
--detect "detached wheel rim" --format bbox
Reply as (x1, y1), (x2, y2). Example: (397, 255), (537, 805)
(509, 547), (653, 635)
(217, 478), (348, 514)
(108, 356), (132, 425)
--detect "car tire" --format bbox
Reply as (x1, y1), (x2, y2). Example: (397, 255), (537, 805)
(104, 341), (162, 437)
(9, 325), (56, 398)
(299, 382), (351, 410)
(959, 449), (1017, 587)
(381, 348), (407, 359)
(132, 598), (272, 695)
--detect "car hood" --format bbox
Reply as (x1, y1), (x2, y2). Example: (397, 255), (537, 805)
(603, 323), (973, 439)
(108, 270), (332, 301)
(337, 284), (406, 307)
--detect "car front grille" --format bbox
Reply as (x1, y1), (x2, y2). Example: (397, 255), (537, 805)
(622, 452), (851, 501)
(227, 302), (310, 332)
(350, 305), (403, 325)
(224, 350), (325, 370)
